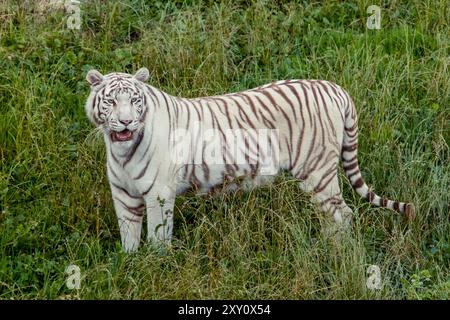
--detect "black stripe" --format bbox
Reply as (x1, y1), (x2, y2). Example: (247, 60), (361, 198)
(111, 182), (141, 200)
(393, 201), (400, 212)
(134, 150), (154, 180)
(352, 177), (364, 189)
(314, 165), (338, 193)
(316, 84), (337, 137)
(310, 85), (326, 147)
(115, 197), (145, 217)
(342, 143), (358, 152)
(298, 83), (313, 124)
(274, 85), (297, 119)
(142, 171), (158, 196)
(366, 191), (376, 202)
(254, 95), (276, 121)
(124, 129), (144, 167)
(123, 216), (141, 223)
(236, 93), (259, 120)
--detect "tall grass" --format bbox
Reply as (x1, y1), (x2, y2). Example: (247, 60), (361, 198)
(0, 0), (448, 299)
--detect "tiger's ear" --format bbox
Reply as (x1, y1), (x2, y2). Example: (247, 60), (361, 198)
(86, 69), (105, 87)
(134, 67), (150, 82)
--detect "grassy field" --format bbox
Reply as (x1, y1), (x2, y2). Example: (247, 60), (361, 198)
(0, 0), (449, 299)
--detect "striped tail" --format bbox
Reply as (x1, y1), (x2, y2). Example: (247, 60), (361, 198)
(340, 98), (415, 220)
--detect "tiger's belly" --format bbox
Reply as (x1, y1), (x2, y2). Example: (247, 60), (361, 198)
(175, 163), (279, 196)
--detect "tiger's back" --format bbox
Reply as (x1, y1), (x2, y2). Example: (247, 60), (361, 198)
(175, 79), (347, 196)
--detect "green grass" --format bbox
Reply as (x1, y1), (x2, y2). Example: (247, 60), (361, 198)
(0, 0), (449, 299)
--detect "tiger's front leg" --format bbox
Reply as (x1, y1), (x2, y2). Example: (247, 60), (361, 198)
(111, 186), (145, 253)
(143, 184), (176, 247)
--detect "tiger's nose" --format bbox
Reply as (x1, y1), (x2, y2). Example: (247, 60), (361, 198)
(119, 119), (132, 126)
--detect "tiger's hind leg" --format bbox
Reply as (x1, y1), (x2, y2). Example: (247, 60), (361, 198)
(293, 164), (353, 236)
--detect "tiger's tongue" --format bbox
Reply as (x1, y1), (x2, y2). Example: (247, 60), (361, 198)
(115, 130), (132, 141)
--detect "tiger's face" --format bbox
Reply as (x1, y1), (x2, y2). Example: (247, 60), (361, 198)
(85, 68), (150, 144)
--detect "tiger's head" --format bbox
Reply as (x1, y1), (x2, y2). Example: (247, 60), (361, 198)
(85, 68), (150, 145)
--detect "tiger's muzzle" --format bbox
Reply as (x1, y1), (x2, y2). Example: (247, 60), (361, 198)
(109, 119), (140, 143)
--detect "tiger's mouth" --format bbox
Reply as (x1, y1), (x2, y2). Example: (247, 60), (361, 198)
(111, 129), (133, 142)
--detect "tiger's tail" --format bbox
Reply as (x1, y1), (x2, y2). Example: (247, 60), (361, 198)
(340, 95), (415, 220)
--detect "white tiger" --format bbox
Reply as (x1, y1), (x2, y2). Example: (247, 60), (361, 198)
(84, 67), (414, 252)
